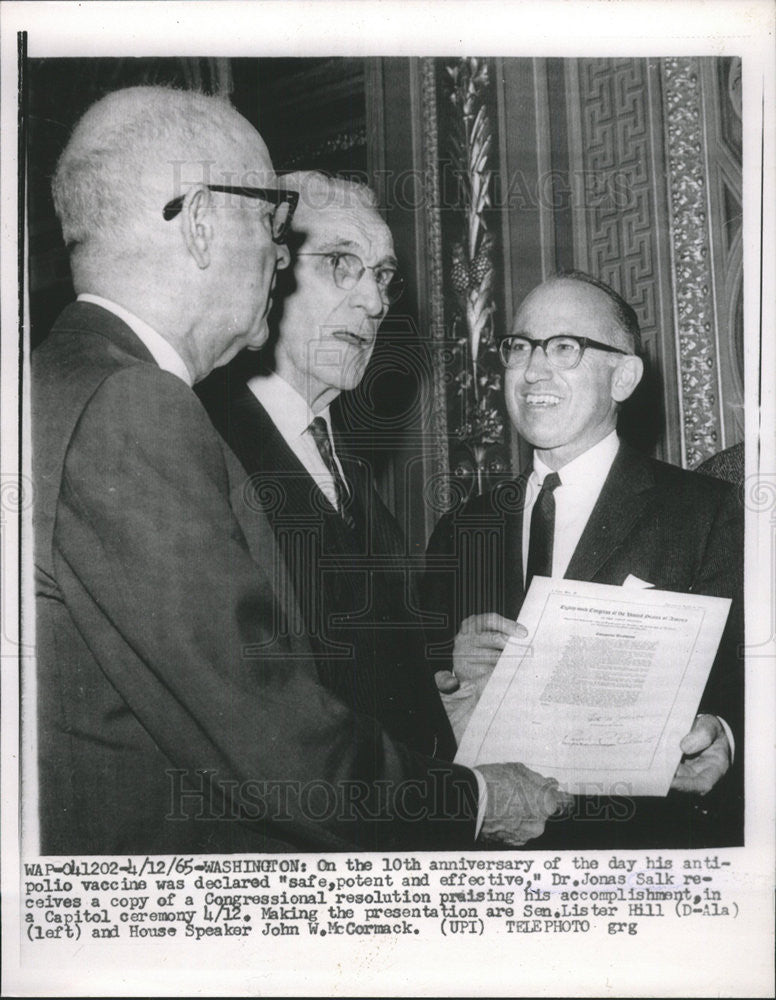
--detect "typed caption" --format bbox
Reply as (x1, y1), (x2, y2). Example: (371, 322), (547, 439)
(22, 851), (738, 944)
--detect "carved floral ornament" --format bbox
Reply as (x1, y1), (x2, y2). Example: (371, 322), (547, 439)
(662, 57), (721, 467)
(443, 57), (509, 500)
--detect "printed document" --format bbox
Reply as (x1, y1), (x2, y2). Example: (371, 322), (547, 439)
(455, 578), (731, 796)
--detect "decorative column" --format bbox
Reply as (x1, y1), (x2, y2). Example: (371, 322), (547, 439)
(662, 57), (724, 468)
(441, 57), (509, 499)
(418, 58), (450, 487)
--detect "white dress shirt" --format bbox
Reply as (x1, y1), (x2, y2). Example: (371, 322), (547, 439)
(522, 429), (620, 581)
(77, 294), (192, 386)
(247, 371), (348, 510)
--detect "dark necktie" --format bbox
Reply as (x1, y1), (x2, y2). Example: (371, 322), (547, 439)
(307, 416), (355, 530)
(525, 471), (561, 589)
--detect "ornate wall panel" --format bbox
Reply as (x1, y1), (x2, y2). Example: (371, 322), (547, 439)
(702, 56), (745, 447)
(256, 58), (368, 177)
(567, 58), (681, 463)
(419, 58), (450, 488)
(436, 57), (510, 500)
(661, 57), (725, 467)
(577, 60), (657, 329)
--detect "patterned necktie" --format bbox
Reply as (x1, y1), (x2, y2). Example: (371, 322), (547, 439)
(525, 471), (562, 589)
(307, 416), (355, 530)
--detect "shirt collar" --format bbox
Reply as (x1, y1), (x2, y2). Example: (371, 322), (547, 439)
(247, 370), (332, 439)
(533, 429), (620, 489)
(77, 293), (193, 386)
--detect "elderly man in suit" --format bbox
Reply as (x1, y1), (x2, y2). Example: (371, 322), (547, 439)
(203, 171), (459, 761)
(423, 271), (743, 848)
(33, 88), (566, 855)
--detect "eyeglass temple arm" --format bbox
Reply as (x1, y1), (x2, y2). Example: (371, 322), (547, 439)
(163, 186), (299, 221)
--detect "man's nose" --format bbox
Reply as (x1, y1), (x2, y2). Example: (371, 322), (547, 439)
(275, 243), (291, 270)
(350, 270), (385, 317)
(523, 343), (554, 382)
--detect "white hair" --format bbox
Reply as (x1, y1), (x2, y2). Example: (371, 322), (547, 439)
(52, 85), (257, 262)
(279, 170), (379, 223)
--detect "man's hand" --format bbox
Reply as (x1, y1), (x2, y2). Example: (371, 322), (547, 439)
(670, 714), (731, 794)
(435, 613), (527, 694)
(476, 762), (574, 847)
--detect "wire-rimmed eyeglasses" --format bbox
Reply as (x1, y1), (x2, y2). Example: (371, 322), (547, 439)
(498, 334), (630, 371)
(296, 251), (404, 306)
(162, 185), (299, 244)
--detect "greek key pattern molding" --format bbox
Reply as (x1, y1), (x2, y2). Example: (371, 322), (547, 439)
(577, 59), (659, 342)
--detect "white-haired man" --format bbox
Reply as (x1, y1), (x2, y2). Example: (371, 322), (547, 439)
(33, 93), (567, 855)
(204, 171), (459, 758)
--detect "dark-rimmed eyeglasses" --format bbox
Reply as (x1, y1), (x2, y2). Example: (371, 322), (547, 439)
(498, 334), (630, 371)
(162, 185), (299, 244)
(296, 252), (404, 306)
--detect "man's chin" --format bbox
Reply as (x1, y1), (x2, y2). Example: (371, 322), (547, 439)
(512, 417), (563, 449)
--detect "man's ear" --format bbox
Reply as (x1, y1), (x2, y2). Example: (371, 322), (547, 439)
(611, 354), (644, 403)
(180, 186), (213, 269)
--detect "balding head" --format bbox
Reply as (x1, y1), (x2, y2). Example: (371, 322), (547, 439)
(52, 86), (290, 383)
(529, 271), (642, 354)
(503, 272), (644, 469)
(53, 86), (275, 270)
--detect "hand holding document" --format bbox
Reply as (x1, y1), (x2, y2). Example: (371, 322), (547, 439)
(455, 578), (731, 797)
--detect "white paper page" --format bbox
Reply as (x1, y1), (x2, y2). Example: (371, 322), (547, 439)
(456, 578), (731, 796)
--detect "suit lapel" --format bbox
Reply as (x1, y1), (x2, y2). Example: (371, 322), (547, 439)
(231, 389), (304, 479)
(221, 392), (313, 643)
(226, 387), (359, 578)
(242, 390), (350, 522)
(225, 448), (297, 598)
(564, 443), (656, 582)
(338, 453), (370, 537)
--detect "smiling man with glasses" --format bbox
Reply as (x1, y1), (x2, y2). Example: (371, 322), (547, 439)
(423, 270), (744, 850)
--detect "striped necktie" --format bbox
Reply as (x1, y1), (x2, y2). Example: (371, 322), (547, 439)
(307, 416), (355, 530)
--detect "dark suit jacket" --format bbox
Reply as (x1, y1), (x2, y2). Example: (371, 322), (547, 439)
(203, 383), (457, 761)
(696, 441), (745, 486)
(33, 302), (478, 855)
(422, 442), (744, 848)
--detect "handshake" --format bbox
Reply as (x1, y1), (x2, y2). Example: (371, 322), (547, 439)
(476, 762), (573, 847)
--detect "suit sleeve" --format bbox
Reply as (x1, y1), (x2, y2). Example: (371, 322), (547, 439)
(684, 481), (744, 840)
(420, 510), (460, 675)
(693, 484), (745, 745)
(54, 365), (478, 850)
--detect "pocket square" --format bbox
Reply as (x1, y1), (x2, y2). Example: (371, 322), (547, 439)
(623, 573), (654, 589)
